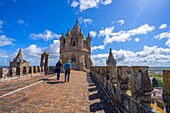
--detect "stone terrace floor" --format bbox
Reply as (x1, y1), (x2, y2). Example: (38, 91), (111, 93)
(0, 70), (118, 113)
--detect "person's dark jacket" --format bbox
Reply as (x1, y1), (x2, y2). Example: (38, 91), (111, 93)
(56, 62), (62, 71)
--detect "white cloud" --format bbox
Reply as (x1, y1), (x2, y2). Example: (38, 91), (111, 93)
(101, 0), (112, 5)
(155, 32), (170, 47)
(92, 45), (170, 66)
(92, 45), (105, 51)
(71, 0), (112, 12)
(0, 35), (14, 46)
(79, 17), (93, 25)
(134, 37), (140, 42)
(118, 19), (125, 25)
(20, 40), (60, 66)
(71, 0), (79, 8)
(99, 24), (155, 45)
(0, 49), (8, 58)
(23, 44), (42, 57)
(47, 40), (60, 56)
(17, 19), (25, 25)
(89, 31), (97, 37)
(84, 18), (93, 24)
(99, 26), (114, 37)
(159, 24), (167, 29)
(30, 30), (61, 41)
(79, 0), (100, 12)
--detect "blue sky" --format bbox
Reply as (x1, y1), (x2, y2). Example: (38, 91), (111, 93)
(0, 0), (170, 66)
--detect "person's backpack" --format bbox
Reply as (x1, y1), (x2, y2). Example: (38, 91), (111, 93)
(66, 64), (70, 71)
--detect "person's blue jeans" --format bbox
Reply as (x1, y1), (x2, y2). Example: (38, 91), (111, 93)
(65, 70), (70, 82)
(57, 69), (61, 80)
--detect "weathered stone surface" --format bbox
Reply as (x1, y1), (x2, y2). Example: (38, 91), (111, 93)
(130, 66), (152, 105)
(0, 71), (117, 113)
(60, 20), (92, 71)
(162, 70), (170, 113)
(117, 66), (129, 91)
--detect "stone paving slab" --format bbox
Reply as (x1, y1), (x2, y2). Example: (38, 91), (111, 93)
(0, 70), (118, 113)
(0, 73), (54, 96)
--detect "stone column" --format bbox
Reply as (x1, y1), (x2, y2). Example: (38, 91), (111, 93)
(26, 67), (29, 75)
(0, 68), (8, 78)
(11, 67), (16, 76)
(33, 66), (37, 73)
(162, 70), (170, 113)
(41, 66), (44, 72)
(39, 67), (41, 73)
(29, 66), (33, 75)
(19, 67), (23, 76)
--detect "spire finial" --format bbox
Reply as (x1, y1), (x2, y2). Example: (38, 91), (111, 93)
(110, 48), (112, 52)
(76, 18), (78, 24)
(62, 33), (64, 37)
(88, 32), (90, 37)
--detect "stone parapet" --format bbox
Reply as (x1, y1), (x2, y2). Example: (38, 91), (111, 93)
(0, 66), (54, 79)
(90, 66), (165, 113)
(0, 68), (8, 78)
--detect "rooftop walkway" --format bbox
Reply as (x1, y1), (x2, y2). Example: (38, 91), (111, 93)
(0, 70), (118, 113)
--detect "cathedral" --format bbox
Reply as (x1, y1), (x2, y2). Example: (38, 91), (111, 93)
(59, 20), (92, 71)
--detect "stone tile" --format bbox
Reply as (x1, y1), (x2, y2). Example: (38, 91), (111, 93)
(0, 71), (118, 112)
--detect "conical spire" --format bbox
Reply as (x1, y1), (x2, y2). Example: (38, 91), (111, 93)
(71, 19), (81, 35)
(106, 48), (116, 66)
(15, 48), (23, 61)
(67, 29), (71, 35)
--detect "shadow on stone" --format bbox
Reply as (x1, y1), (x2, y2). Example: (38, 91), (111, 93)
(89, 102), (103, 112)
(88, 87), (98, 92)
(86, 73), (118, 113)
(89, 92), (100, 100)
(46, 81), (64, 84)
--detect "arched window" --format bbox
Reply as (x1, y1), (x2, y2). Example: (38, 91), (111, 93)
(72, 56), (76, 62)
(72, 41), (76, 46)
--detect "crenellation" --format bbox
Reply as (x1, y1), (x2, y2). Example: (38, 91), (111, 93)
(117, 66), (129, 91)
(0, 68), (8, 78)
(162, 70), (170, 113)
(90, 66), (160, 113)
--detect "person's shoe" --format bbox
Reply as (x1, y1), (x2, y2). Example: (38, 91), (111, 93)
(64, 80), (66, 82)
(67, 80), (69, 82)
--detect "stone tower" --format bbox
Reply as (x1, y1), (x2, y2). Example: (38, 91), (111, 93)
(60, 20), (92, 71)
(106, 48), (116, 66)
(40, 51), (49, 67)
(9, 49), (30, 67)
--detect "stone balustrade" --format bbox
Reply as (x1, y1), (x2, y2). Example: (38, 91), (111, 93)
(0, 66), (55, 79)
(90, 66), (166, 113)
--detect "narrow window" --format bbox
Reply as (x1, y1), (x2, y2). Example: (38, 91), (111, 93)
(72, 41), (76, 46)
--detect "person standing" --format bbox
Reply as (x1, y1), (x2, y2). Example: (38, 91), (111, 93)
(55, 59), (62, 80)
(64, 60), (72, 82)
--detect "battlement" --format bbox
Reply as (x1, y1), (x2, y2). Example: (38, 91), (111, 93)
(90, 66), (168, 113)
(0, 66), (55, 80)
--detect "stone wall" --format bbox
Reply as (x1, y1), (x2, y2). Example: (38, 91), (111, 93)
(0, 66), (55, 79)
(90, 66), (166, 113)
